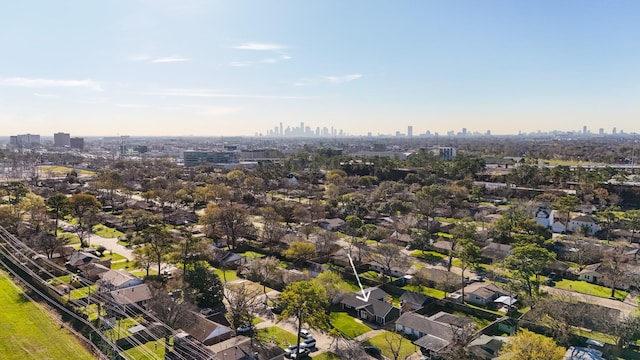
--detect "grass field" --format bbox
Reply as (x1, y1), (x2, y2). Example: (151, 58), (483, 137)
(0, 270), (95, 360)
(330, 312), (372, 338)
(38, 165), (96, 177)
(363, 331), (417, 359)
(214, 268), (239, 282)
(254, 326), (297, 348)
(554, 279), (628, 300)
(93, 224), (125, 239)
(411, 250), (447, 263)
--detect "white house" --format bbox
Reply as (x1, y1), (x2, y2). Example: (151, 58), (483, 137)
(568, 215), (601, 235)
(534, 207), (553, 229)
(551, 220), (567, 234)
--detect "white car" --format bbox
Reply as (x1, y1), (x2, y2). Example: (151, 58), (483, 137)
(299, 329), (311, 339)
(300, 338), (316, 349)
(237, 323), (254, 333)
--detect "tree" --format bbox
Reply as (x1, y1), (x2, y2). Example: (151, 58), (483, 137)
(313, 271), (351, 306)
(185, 262), (224, 309)
(147, 285), (194, 328)
(503, 244), (555, 297)
(600, 247), (627, 298)
(140, 226), (174, 274)
(245, 256), (281, 298)
(498, 329), (565, 360)
(132, 245), (154, 277)
(610, 315), (640, 347)
(121, 209), (160, 232)
(599, 206), (619, 243)
(173, 232), (211, 275)
(200, 203), (253, 249)
(46, 193), (69, 237)
(69, 193), (102, 247)
(448, 221), (478, 271)
(260, 206), (286, 250)
(370, 243), (403, 281)
(553, 195), (580, 224)
(383, 331), (405, 360)
(282, 241), (317, 262)
(624, 209), (640, 242)
(278, 281), (330, 357)
(224, 282), (261, 333)
(458, 240), (481, 304)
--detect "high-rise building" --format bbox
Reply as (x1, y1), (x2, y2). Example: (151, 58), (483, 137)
(599, 128), (604, 135)
(583, 125), (587, 134)
(612, 127), (617, 135)
(10, 134), (40, 148)
(70, 137), (84, 150)
(462, 128), (467, 136)
(54, 132), (71, 147)
(407, 125), (413, 137)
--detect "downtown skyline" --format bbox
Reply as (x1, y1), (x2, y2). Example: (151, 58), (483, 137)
(2, 1), (640, 137)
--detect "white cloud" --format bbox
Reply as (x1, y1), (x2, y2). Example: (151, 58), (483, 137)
(143, 88), (310, 99)
(323, 74), (363, 84)
(0, 77), (102, 91)
(150, 56), (191, 63)
(233, 42), (287, 51)
(294, 74), (363, 87)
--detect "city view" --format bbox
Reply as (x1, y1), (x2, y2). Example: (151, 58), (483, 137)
(1, 2), (640, 360)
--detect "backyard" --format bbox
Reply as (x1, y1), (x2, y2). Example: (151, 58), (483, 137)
(363, 331), (418, 360)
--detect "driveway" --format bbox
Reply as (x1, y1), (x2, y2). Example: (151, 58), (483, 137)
(542, 285), (638, 317)
(59, 220), (133, 259)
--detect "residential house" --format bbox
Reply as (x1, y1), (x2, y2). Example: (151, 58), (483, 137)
(366, 260), (415, 278)
(466, 335), (508, 359)
(389, 230), (413, 247)
(535, 207), (553, 229)
(177, 312), (233, 346)
(210, 249), (244, 270)
(66, 251), (101, 270)
(207, 335), (285, 360)
(568, 215), (601, 235)
(579, 263), (602, 284)
(98, 270), (143, 291)
(109, 283), (153, 312)
(481, 243), (512, 263)
(551, 220), (567, 234)
(453, 282), (509, 306)
(395, 312), (473, 358)
(317, 218), (346, 231)
(81, 262), (111, 281)
(400, 291), (434, 311)
(564, 346), (605, 360)
(340, 287), (400, 325)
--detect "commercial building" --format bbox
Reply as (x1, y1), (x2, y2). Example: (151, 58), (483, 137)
(183, 150), (239, 167)
(9, 134), (40, 148)
(54, 132), (71, 147)
(70, 137), (85, 150)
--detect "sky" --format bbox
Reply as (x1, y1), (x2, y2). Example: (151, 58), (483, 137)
(1, 0), (640, 137)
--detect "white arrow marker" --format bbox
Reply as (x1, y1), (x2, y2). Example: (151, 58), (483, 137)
(347, 253), (370, 302)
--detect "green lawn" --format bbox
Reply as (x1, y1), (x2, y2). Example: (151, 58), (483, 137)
(363, 331), (418, 360)
(101, 252), (127, 262)
(122, 339), (165, 359)
(411, 250), (447, 262)
(313, 352), (341, 360)
(554, 279), (628, 300)
(110, 260), (134, 271)
(0, 271), (95, 360)
(214, 268), (239, 282)
(402, 284), (447, 299)
(93, 224), (125, 239)
(237, 251), (266, 259)
(69, 285), (98, 300)
(38, 165), (96, 177)
(254, 326), (297, 348)
(58, 232), (81, 245)
(330, 312), (372, 339)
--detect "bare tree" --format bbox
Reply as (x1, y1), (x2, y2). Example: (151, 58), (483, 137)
(147, 285), (194, 329)
(384, 331), (405, 360)
(371, 243), (403, 281)
(223, 282), (262, 333)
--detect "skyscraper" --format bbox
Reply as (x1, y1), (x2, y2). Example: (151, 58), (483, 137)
(407, 125), (413, 137)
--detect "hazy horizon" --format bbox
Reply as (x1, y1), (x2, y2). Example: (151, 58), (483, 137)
(2, 1), (640, 137)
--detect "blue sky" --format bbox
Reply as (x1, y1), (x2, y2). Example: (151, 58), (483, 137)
(1, 0), (640, 137)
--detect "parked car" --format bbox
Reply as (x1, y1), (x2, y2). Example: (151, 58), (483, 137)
(364, 346), (382, 356)
(299, 329), (311, 339)
(284, 344), (299, 355)
(287, 348), (310, 359)
(237, 323), (254, 333)
(270, 305), (283, 314)
(300, 338), (316, 349)
(199, 308), (213, 316)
